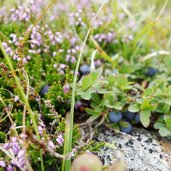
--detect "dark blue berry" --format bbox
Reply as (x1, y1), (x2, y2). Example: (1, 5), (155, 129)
(120, 121), (132, 134)
(123, 111), (135, 121)
(39, 85), (49, 96)
(146, 67), (158, 77)
(108, 111), (122, 123)
(80, 64), (90, 75)
(135, 113), (141, 123)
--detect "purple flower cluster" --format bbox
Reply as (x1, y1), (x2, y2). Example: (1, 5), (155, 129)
(2, 42), (13, 56)
(38, 121), (46, 135)
(30, 26), (42, 48)
(29, 0), (45, 15)
(10, 6), (30, 22)
(121, 34), (134, 43)
(56, 134), (64, 146)
(63, 84), (70, 93)
(2, 41), (31, 63)
(3, 137), (25, 170)
(69, 9), (85, 26)
(45, 30), (63, 45)
(0, 6), (6, 22)
(66, 46), (80, 63)
(94, 32), (116, 43)
(74, 0), (90, 9)
(53, 63), (68, 75)
(93, 15), (113, 28)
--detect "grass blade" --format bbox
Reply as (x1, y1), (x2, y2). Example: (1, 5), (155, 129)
(62, 0), (109, 170)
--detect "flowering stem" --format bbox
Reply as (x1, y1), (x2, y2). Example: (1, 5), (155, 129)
(0, 42), (43, 171)
(20, 0), (57, 46)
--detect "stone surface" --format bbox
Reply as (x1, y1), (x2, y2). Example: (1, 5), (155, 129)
(94, 126), (171, 171)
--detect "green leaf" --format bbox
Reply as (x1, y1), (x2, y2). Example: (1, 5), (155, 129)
(164, 115), (171, 128)
(102, 93), (117, 108)
(163, 98), (171, 105)
(94, 106), (102, 113)
(140, 110), (151, 128)
(117, 75), (128, 88)
(128, 104), (139, 112)
(107, 75), (115, 88)
(81, 91), (91, 100)
(90, 67), (103, 84)
(112, 102), (123, 110)
(154, 122), (165, 129)
(159, 127), (171, 137)
(91, 93), (100, 104)
(79, 66), (103, 91)
(136, 98), (143, 104)
(85, 108), (100, 115)
(140, 99), (156, 111)
(97, 88), (109, 94)
(143, 87), (155, 96)
(82, 75), (92, 90)
(155, 103), (170, 113)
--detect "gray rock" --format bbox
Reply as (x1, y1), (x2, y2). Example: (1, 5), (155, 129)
(94, 127), (171, 171)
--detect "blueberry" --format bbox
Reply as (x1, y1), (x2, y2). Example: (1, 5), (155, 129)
(123, 111), (135, 121)
(80, 64), (90, 75)
(135, 113), (141, 123)
(146, 67), (158, 77)
(108, 111), (122, 123)
(39, 85), (49, 96)
(120, 121), (132, 134)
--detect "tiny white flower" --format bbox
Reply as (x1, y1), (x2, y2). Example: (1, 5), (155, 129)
(14, 96), (19, 102)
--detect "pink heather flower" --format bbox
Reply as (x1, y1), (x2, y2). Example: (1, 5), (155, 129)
(60, 64), (67, 69)
(75, 101), (82, 109)
(17, 150), (25, 159)
(0, 7), (6, 18)
(22, 58), (27, 64)
(38, 126), (43, 135)
(6, 165), (14, 171)
(94, 59), (102, 67)
(18, 157), (25, 168)
(26, 55), (31, 60)
(11, 158), (18, 166)
(4, 142), (11, 149)
(48, 141), (55, 150)
(71, 57), (76, 63)
(14, 96), (19, 102)
(11, 137), (17, 142)
(0, 160), (6, 167)
(12, 142), (20, 155)
(10, 6), (30, 22)
(13, 54), (18, 60)
(63, 84), (70, 93)
(52, 51), (57, 57)
(56, 135), (64, 146)
(2, 42), (8, 49)
(53, 64), (57, 68)
(5, 47), (13, 56)
(10, 34), (17, 44)
(70, 37), (78, 46)
(30, 27), (42, 48)
(39, 122), (46, 128)
(58, 69), (65, 75)
(66, 55), (71, 62)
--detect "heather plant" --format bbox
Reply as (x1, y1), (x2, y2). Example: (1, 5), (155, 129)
(0, 0), (171, 171)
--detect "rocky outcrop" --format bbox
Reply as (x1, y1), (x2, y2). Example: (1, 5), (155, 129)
(95, 127), (171, 171)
